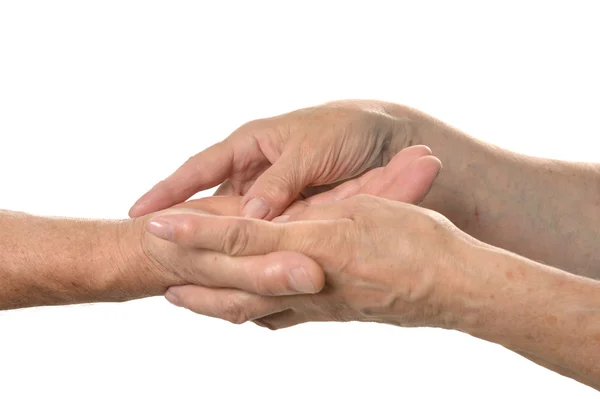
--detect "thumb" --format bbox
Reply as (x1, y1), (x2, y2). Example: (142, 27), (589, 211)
(364, 154), (442, 204)
(241, 152), (310, 220)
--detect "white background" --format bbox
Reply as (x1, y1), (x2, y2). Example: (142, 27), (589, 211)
(1, 1), (599, 397)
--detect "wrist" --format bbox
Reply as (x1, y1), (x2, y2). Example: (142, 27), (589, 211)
(435, 240), (503, 332)
(415, 230), (492, 330)
(96, 218), (177, 302)
(442, 238), (592, 342)
(385, 103), (496, 231)
(447, 241), (600, 384)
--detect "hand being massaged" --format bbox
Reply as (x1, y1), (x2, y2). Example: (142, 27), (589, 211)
(141, 145), (442, 327)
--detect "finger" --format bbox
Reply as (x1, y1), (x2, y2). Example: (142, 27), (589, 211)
(360, 145), (430, 193)
(272, 172), (379, 222)
(146, 210), (345, 256)
(165, 285), (290, 325)
(183, 250), (325, 295)
(276, 154), (440, 223)
(129, 140), (235, 217)
(272, 146), (436, 222)
(373, 155), (442, 204)
(241, 150), (311, 220)
(285, 145), (433, 211)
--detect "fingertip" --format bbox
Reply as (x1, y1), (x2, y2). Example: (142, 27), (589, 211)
(165, 287), (183, 307)
(401, 155), (443, 203)
(128, 194), (151, 218)
(396, 144), (433, 158)
(128, 206), (140, 218)
(272, 215), (291, 223)
(284, 251), (326, 293)
(129, 201), (150, 218)
(265, 251), (325, 295)
(241, 155), (308, 220)
(129, 184), (169, 217)
(379, 145), (435, 186)
(241, 197), (272, 219)
(146, 216), (176, 241)
(410, 154), (443, 178)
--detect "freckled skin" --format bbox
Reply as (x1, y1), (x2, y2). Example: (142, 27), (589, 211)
(129, 100), (600, 389)
(161, 195), (600, 390)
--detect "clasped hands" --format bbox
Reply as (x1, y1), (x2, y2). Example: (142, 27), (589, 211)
(126, 101), (468, 330)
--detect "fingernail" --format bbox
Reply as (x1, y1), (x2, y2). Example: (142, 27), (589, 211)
(242, 197), (270, 219)
(272, 215), (290, 223)
(288, 267), (317, 294)
(165, 289), (182, 307)
(146, 217), (175, 241)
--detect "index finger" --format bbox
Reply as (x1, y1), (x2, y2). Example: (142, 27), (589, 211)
(129, 140), (235, 217)
(146, 210), (344, 258)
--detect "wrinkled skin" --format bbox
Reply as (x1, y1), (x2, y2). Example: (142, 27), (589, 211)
(147, 193), (468, 330)
(141, 147), (447, 327)
(129, 100), (413, 220)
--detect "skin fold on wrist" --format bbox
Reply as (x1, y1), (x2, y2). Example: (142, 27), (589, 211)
(109, 218), (177, 301)
(0, 213), (176, 310)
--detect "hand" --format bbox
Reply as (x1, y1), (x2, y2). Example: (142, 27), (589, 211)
(123, 196), (326, 306)
(144, 147), (445, 326)
(135, 146), (438, 304)
(134, 146), (439, 305)
(129, 100), (420, 220)
(145, 193), (470, 330)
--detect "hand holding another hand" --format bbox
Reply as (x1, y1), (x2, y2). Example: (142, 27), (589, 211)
(141, 147), (447, 327)
(129, 100), (420, 220)
(146, 190), (471, 330)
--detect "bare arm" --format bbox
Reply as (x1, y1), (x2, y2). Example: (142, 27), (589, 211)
(144, 195), (600, 389)
(456, 241), (600, 389)
(386, 104), (600, 279)
(0, 210), (159, 310)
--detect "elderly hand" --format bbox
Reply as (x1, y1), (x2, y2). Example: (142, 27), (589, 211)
(142, 147), (441, 323)
(129, 100), (424, 220)
(131, 195), (324, 301)
(145, 192), (471, 329)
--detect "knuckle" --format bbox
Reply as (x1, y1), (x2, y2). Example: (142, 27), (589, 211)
(414, 208), (443, 231)
(175, 216), (200, 244)
(221, 298), (249, 325)
(222, 222), (249, 256)
(264, 173), (297, 204)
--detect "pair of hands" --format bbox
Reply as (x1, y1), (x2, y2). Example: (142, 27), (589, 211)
(127, 101), (465, 329)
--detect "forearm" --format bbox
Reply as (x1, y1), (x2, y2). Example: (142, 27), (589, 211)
(0, 210), (162, 310)
(449, 241), (600, 389)
(385, 104), (600, 278)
